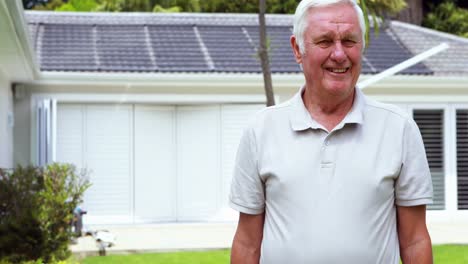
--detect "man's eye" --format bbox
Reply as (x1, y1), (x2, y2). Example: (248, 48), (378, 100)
(317, 40), (332, 47)
(343, 40), (356, 47)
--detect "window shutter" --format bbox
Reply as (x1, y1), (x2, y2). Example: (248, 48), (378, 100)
(413, 109), (444, 210)
(456, 110), (468, 210)
(36, 99), (57, 166)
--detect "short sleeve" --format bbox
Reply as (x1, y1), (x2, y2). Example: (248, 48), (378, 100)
(395, 118), (434, 206)
(229, 125), (265, 215)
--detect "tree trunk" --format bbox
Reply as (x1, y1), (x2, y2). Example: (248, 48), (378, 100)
(258, 0), (275, 106)
(395, 0), (423, 25)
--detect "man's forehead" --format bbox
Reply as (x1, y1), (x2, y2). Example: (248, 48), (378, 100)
(306, 3), (359, 26)
(308, 23), (361, 38)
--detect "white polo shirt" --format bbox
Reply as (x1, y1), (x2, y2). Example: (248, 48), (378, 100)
(229, 87), (433, 264)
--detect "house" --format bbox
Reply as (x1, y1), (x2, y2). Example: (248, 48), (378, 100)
(1, 0), (468, 226)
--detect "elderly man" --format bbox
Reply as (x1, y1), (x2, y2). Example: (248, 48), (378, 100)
(229, 0), (433, 263)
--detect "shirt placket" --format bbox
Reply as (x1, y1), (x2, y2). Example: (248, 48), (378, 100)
(320, 132), (337, 179)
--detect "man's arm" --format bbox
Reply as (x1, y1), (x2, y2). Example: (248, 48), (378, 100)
(231, 212), (265, 264)
(397, 205), (433, 264)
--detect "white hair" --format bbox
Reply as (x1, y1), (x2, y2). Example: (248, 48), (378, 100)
(293, 0), (366, 54)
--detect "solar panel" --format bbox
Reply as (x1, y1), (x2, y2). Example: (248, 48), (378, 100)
(97, 25), (154, 72)
(40, 24), (96, 71)
(244, 26), (301, 73)
(148, 25), (209, 72)
(33, 20), (432, 75)
(198, 26), (260, 73)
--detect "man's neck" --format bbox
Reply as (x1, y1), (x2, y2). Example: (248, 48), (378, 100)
(302, 87), (356, 132)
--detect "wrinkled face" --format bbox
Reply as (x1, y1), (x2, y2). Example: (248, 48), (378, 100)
(292, 3), (363, 98)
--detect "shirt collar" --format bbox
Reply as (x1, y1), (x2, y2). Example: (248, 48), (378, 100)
(289, 86), (365, 132)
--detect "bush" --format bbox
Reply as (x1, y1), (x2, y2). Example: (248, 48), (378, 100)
(0, 164), (90, 264)
(423, 1), (468, 38)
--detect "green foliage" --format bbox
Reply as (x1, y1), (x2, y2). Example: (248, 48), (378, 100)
(361, 0), (406, 15)
(119, 0), (152, 12)
(357, 0), (406, 48)
(55, 0), (99, 12)
(268, 0), (301, 14)
(153, 5), (182, 13)
(151, 0), (200, 12)
(96, 0), (154, 12)
(94, 0), (123, 12)
(0, 164), (90, 264)
(31, 0), (64, 10)
(29, 0), (407, 14)
(197, 0), (300, 13)
(0, 166), (45, 263)
(60, 0), (99, 11)
(423, 1), (468, 38)
(23, 0), (48, 10)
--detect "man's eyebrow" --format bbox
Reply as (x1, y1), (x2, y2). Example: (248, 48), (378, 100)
(312, 31), (360, 41)
(341, 31), (361, 40)
(312, 32), (335, 40)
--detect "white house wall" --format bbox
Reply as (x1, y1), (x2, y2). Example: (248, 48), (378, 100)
(0, 0), (37, 82)
(0, 69), (13, 168)
(13, 84), (32, 166)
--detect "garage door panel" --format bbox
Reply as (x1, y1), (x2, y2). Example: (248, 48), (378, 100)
(135, 105), (177, 222)
(177, 105), (221, 220)
(56, 104), (84, 168)
(221, 104), (264, 208)
(85, 105), (133, 217)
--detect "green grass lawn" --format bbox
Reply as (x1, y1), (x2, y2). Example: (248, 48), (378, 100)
(81, 250), (230, 264)
(82, 245), (467, 264)
(434, 245), (468, 264)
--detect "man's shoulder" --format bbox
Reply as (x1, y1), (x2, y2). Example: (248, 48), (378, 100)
(248, 97), (295, 127)
(363, 95), (411, 121)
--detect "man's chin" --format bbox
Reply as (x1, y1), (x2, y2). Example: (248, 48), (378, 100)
(324, 83), (355, 96)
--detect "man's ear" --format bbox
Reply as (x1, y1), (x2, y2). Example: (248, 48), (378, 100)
(290, 35), (302, 64)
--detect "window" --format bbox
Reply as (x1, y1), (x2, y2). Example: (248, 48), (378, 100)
(456, 110), (468, 210)
(413, 109), (445, 210)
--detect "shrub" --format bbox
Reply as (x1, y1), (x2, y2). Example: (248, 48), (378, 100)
(423, 1), (468, 38)
(0, 164), (90, 264)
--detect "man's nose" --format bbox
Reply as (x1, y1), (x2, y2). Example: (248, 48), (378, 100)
(330, 42), (346, 63)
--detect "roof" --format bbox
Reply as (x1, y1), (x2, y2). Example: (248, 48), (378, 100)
(23, 11), (467, 76)
(391, 21), (468, 77)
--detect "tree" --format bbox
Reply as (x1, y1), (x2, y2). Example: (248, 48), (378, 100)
(258, 0), (275, 106)
(95, 0), (124, 12)
(23, 0), (48, 9)
(25, 0), (409, 15)
(358, 0), (407, 46)
(55, 0), (99, 12)
(119, 0), (152, 12)
(364, 0), (407, 15)
(151, 0), (200, 12)
(30, 0), (64, 10)
(423, 1), (468, 37)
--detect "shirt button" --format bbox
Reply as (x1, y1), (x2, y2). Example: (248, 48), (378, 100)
(325, 140), (330, 146)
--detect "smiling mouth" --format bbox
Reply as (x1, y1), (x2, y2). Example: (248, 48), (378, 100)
(326, 67), (349, 73)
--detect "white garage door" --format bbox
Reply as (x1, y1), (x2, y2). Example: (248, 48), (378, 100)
(56, 103), (263, 224)
(134, 106), (176, 222)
